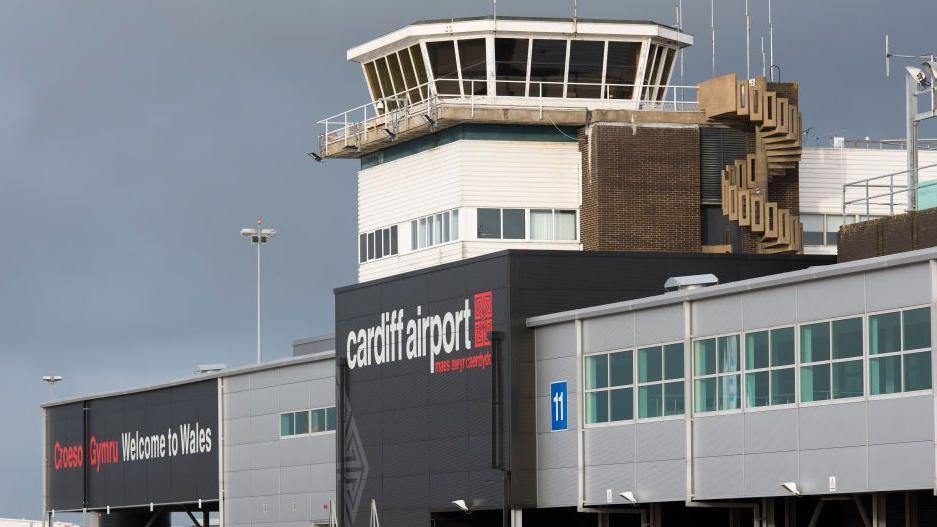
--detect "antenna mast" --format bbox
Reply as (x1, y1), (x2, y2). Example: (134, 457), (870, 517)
(711, 0), (716, 76)
(768, 0), (775, 80)
(745, 0), (751, 79)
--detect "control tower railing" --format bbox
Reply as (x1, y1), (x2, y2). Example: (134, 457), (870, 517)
(316, 79), (698, 157)
(842, 162), (937, 219)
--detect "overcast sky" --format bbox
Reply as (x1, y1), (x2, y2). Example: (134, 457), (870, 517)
(2, 0), (935, 519)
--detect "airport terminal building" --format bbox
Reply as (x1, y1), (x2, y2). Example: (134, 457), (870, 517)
(42, 15), (937, 527)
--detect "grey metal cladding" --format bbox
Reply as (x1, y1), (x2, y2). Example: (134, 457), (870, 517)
(798, 446), (867, 493)
(226, 496), (252, 524)
(250, 386), (281, 416)
(278, 492), (312, 522)
(250, 413), (280, 443)
(694, 455), (744, 499)
(279, 465), (313, 494)
(692, 295), (742, 337)
(583, 312), (634, 354)
(744, 409), (798, 454)
(251, 495), (280, 523)
(741, 286), (797, 330)
(537, 430), (577, 469)
(537, 467), (578, 507)
(585, 463), (636, 505)
(226, 375), (252, 393)
(537, 393), (578, 434)
(226, 417), (252, 446)
(868, 395), (933, 445)
(536, 355), (576, 396)
(864, 263), (931, 312)
(278, 381), (313, 411)
(250, 467), (280, 495)
(278, 360), (334, 383)
(249, 368), (282, 390)
(225, 443), (252, 472)
(694, 414), (744, 457)
(251, 441), (281, 470)
(798, 402), (866, 450)
(585, 425), (636, 465)
(226, 469), (252, 498)
(742, 451), (797, 497)
(634, 420), (685, 462)
(869, 441), (934, 490)
(634, 459), (685, 501)
(796, 274), (865, 322)
(634, 305), (684, 346)
(536, 322), (577, 360)
(225, 391), (251, 420)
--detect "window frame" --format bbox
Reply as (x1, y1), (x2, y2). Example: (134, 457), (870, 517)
(692, 332), (743, 415)
(867, 305), (933, 397)
(797, 314), (866, 406)
(583, 348), (635, 427)
(635, 340), (686, 422)
(279, 406), (337, 439)
(410, 209), (460, 251)
(742, 325), (798, 410)
(476, 207), (578, 241)
(359, 225), (399, 263)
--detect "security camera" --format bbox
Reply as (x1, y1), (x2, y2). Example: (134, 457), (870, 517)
(907, 66), (931, 89)
(619, 491), (637, 504)
(451, 499), (470, 513)
(780, 482), (800, 496)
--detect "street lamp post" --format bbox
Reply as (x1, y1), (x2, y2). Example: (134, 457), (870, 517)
(241, 218), (277, 364)
(42, 375), (62, 401)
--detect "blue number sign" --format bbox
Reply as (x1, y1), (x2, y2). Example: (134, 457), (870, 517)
(550, 381), (568, 431)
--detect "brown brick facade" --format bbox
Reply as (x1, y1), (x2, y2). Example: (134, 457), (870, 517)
(580, 124), (702, 252)
(839, 208), (937, 262)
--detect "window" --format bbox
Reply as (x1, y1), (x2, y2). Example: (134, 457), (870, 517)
(604, 41), (641, 99)
(410, 209), (459, 250)
(637, 343), (684, 418)
(870, 307), (932, 395)
(744, 327), (795, 407)
(280, 407), (336, 437)
(359, 225), (398, 263)
(802, 214), (825, 246)
(529, 39), (567, 98)
(693, 335), (740, 412)
(802, 214), (863, 247)
(530, 209), (577, 240)
(426, 40), (460, 95)
(566, 40), (604, 99)
(458, 38), (487, 95)
(800, 317), (863, 402)
(585, 350), (633, 424)
(495, 38), (529, 96)
(477, 208), (525, 239)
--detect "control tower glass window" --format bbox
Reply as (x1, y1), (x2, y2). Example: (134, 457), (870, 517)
(364, 61), (383, 103)
(375, 57), (397, 109)
(605, 41), (641, 99)
(495, 38), (530, 96)
(458, 38), (487, 95)
(385, 52), (408, 102)
(530, 39), (567, 98)
(426, 40), (460, 95)
(409, 45), (429, 98)
(567, 40), (604, 99)
(397, 49), (422, 103)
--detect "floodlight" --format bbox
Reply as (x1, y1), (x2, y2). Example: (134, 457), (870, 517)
(421, 114), (436, 126)
(922, 61), (937, 85)
(42, 375), (62, 383)
(907, 66), (930, 89)
(451, 499), (470, 513)
(781, 482), (800, 496)
(619, 491), (637, 504)
(308, 152), (323, 162)
(381, 127), (397, 141)
(240, 229), (254, 237)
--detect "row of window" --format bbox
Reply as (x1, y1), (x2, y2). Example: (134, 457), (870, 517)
(280, 407), (336, 437)
(478, 208), (577, 241)
(358, 226), (398, 263)
(583, 307), (932, 425)
(411, 209), (459, 250)
(363, 44), (429, 112)
(802, 214), (874, 247)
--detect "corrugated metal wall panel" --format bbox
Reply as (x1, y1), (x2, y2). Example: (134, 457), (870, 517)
(700, 127), (747, 204)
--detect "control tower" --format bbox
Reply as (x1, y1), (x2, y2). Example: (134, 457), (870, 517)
(316, 16), (805, 282)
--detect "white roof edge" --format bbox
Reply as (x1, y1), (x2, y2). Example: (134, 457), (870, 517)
(41, 350), (336, 408)
(347, 18), (692, 62)
(527, 247), (937, 328)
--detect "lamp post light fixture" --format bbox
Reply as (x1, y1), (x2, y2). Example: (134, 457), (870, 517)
(240, 218), (278, 364)
(42, 375), (63, 400)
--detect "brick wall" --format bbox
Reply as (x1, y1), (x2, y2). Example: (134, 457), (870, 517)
(579, 124), (701, 252)
(839, 208), (937, 262)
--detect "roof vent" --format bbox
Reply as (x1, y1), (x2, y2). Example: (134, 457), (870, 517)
(195, 363), (226, 374)
(664, 274), (719, 292)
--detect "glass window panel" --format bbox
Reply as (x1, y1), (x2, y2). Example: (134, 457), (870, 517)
(609, 350), (633, 387)
(409, 45), (429, 97)
(375, 57), (398, 109)
(802, 214), (824, 245)
(638, 384), (662, 419)
(771, 368), (796, 405)
(426, 40), (460, 95)
(610, 388), (633, 421)
(718, 374), (741, 410)
(870, 355), (902, 395)
(383, 229), (391, 257)
(450, 209), (459, 240)
(654, 48), (676, 101)
(411, 221), (418, 250)
(746, 370), (770, 407)
(903, 307), (931, 350)
(585, 391), (608, 424)
(364, 61), (384, 102)
(367, 232), (375, 260)
(434, 215), (442, 245)
(801, 363), (831, 402)
(418, 218), (427, 249)
(397, 49), (421, 102)
(359, 234), (367, 263)
(458, 38), (487, 95)
(585, 354), (608, 389)
(663, 381), (684, 416)
(638, 346), (662, 383)
(695, 377), (718, 412)
(904, 351), (932, 391)
(826, 215), (845, 245)
(390, 226), (398, 254)
(567, 40), (604, 98)
(495, 38), (529, 96)
(605, 41), (641, 99)
(663, 343), (684, 380)
(694, 339), (716, 376)
(642, 45), (662, 99)
(801, 322), (830, 363)
(314, 409), (328, 433)
(718, 335), (740, 373)
(530, 39), (567, 97)
(832, 318), (862, 359)
(385, 53), (406, 99)
(295, 410), (309, 435)
(280, 413), (294, 436)
(530, 209), (553, 240)
(375, 228), (384, 258)
(745, 331), (769, 370)
(477, 208), (501, 239)
(832, 360), (863, 399)
(771, 327), (795, 366)
(555, 210), (577, 240)
(326, 407), (336, 431)
(870, 312), (901, 355)
(442, 213), (450, 243)
(502, 209), (526, 239)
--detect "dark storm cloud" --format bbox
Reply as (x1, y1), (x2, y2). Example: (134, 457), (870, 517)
(1, 0), (934, 518)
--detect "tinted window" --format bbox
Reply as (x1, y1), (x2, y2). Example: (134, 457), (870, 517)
(530, 39), (567, 97)
(605, 41), (641, 99)
(458, 38), (487, 95)
(426, 40), (460, 95)
(567, 40), (604, 98)
(502, 209), (526, 239)
(477, 208), (501, 238)
(495, 38), (529, 96)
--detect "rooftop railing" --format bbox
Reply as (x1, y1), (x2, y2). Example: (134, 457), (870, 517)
(842, 161), (937, 219)
(317, 79), (698, 155)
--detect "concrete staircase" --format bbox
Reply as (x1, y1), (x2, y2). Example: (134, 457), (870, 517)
(698, 74), (803, 253)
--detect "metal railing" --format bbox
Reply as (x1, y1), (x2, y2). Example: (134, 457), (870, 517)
(842, 161), (937, 219)
(317, 79), (698, 154)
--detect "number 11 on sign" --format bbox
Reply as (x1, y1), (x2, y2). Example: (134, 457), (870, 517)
(550, 381), (568, 431)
